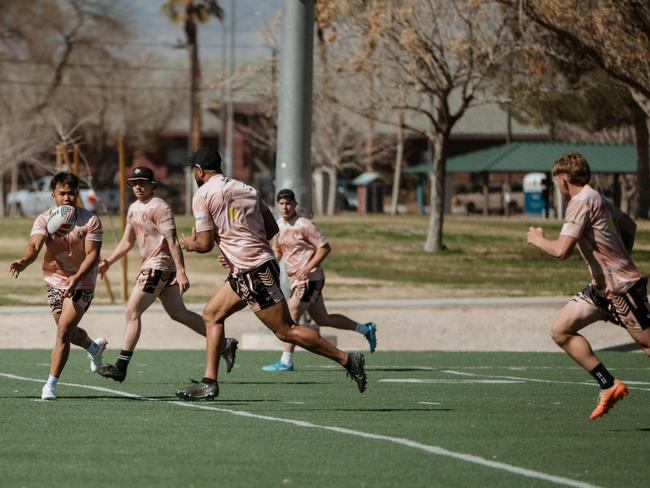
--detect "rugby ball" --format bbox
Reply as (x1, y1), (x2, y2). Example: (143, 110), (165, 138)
(47, 205), (77, 237)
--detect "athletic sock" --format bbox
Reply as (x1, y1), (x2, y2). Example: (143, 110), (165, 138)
(46, 374), (58, 387)
(280, 352), (293, 366)
(590, 363), (615, 389)
(355, 323), (369, 335)
(201, 377), (217, 384)
(85, 341), (99, 356)
(115, 350), (133, 372)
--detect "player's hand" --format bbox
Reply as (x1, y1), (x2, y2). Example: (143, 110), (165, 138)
(294, 265), (311, 282)
(98, 259), (110, 280)
(217, 255), (233, 271)
(9, 259), (27, 278)
(180, 227), (198, 252)
(527, 227), (545, 246)
(63, 274), (80, 298)
(171, 271), (190, 294)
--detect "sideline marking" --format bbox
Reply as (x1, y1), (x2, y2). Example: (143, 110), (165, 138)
(1, 372), (600, 488)
(380, 379), (524, 384)
(418, 401), (441, 406)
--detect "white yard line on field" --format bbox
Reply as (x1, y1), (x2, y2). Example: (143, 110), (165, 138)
(1, 372), (600, 488)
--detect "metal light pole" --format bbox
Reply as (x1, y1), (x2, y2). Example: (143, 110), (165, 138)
(224, 0), (236, 177)
(275, 0), (314, 215)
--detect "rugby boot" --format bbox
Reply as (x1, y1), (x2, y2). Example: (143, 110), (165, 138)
(345, 352), (367, 393)
(262, 360), (294, 372)
(88, 337), (107, 373)
(222, 338), (239, 373)
(589, 379), (628, 420)
(364, 323), (378, 353)
(97, 363), (127, 383)
(175, 379), (219, 401)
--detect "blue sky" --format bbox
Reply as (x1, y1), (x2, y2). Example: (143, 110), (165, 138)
(123, 0), (283, 60)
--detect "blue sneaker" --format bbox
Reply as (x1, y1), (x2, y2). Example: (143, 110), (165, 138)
(365, 323), (377, 353)
(262, 360), (294, 372)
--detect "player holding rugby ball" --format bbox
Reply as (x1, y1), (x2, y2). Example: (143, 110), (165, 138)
(9, 171), (106, 400)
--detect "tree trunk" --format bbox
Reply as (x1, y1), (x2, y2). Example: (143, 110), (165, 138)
(389, 110), (404, 215)
(424, 133), (448, 252)
(326, 166), (337, 216)
(633, 101), (649, 219)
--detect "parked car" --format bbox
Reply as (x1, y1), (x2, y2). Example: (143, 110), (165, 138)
(7, 176), (119, 216)
(451, 184), (524, 215)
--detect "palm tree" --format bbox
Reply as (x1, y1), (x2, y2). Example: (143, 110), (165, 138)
(162, 1), (223, 153)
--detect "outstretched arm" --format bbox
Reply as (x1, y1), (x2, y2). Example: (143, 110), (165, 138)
(180, 227), (214, 254)
(527, 227), (577, 260)
(9, 234), (46, 278)
(98, 227), (136, 279)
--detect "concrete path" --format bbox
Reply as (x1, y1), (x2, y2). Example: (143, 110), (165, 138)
(0, 297), (636, 352)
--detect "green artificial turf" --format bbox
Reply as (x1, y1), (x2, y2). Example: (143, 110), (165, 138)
(1, 350), (649, 487)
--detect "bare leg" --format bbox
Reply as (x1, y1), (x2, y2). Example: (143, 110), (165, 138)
(121, 286), (160, 352)
(159, 284), (205, 336)
(200, 284), (246, 380)
(549, 300), (605, 372)
(49, 299), (86, 378)
(309, 295), (357, 330)
(256, 299), (347, 365)
(278, 295), (311, 355)
(627, 327), (650, 357)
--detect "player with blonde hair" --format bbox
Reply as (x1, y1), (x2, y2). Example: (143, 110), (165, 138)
(527, 152), (650, 420)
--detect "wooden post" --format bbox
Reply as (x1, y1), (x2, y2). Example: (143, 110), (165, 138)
(118, 135), (128, 303)
(73, 144), (80, 176)
(55, 145), (63, 171)
(60, 145), (72, 172)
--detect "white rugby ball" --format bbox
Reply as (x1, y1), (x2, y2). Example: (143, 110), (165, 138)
(47, 205), (77, 237)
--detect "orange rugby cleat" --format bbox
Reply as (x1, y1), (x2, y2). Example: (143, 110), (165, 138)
(589, 380), (628, 420)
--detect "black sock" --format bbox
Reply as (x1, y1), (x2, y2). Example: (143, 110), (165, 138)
(590, 363), (615, 389)
(116, 350), (133, 372)
(201, 377), (217, 385)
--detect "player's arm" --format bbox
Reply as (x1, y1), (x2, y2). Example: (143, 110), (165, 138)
(98, 226), (136, 278)
(262, 207), (279, 240)
(271, 236), (283, 262)
(295, 242), (331, 281)
(9, 234), (46, 278)
(64, 239), (102, 297)
(615, 211), (636, 254)
(165, 230), (190, 293)
(527, 227), (577, 260)
(181, 227), (214, 254)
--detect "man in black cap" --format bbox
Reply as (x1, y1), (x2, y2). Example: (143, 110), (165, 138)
(96, 166), (238, 382)
(175, 147), (368, 400)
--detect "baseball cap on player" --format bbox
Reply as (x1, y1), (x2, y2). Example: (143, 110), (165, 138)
(276, 189), (296, 202)
(127, 166), (157, 187)
(190, 146), (222, 171)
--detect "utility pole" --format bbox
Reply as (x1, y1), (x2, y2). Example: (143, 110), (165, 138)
(224, 0), (236, 177)
(275, 0), (314, 215)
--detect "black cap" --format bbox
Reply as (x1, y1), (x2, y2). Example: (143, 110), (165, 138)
(127, 166), (156, 184)
(191, 146), (222, 171)
(276, 188), (296, 202)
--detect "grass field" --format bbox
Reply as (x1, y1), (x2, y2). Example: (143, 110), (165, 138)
(2, 214), (650, 305)
(1, 350), (649, 487)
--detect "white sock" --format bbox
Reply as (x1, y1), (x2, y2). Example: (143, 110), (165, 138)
(355, 323), (369, 335)
(86, 341), (99, 356)
(46, 375), (58, 387)
(280, 352), (293, 366)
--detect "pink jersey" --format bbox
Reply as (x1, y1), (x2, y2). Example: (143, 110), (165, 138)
(31, 207), (103, 289)
(126, 196), (177, 271)
(192, 174), (275, 273)
(275, 215), (327, 283)
(560, 185), (643, 296)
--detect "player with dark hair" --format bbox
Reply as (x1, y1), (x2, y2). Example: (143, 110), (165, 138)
(527, 152), (650, 420)
(174, 147), (367, 400)
(261, 188), (377, 372)
(96, 167), (238, 382)
(9, 171), (106, 400)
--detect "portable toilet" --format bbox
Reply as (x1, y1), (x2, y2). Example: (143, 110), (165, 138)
(523, 172), (546, 216)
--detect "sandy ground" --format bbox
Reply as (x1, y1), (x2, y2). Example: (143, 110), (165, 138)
(0, 297), (636, 353)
